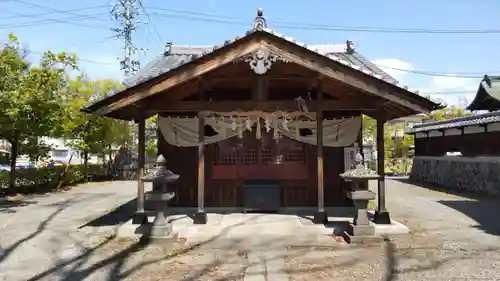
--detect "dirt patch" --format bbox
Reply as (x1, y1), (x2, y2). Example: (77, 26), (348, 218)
(285, 243), (385, 281)
(79, 236), (249, 281)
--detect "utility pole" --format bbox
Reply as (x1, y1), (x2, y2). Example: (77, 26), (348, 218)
(110, 0), (142, 77)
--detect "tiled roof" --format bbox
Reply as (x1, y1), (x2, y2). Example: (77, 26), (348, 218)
(406, 111), (500, 133)
(86, 10), (440, 110)
(121, 40), (399, 89)
(466, 75), (500, 111)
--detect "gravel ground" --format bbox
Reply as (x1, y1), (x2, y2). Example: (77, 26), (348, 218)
(0, 181), (247, 281)
(286, 179), (500, 281)
(2, 179), (500, 280)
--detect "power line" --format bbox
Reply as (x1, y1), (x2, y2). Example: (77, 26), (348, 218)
(9, 0), (110, 22)
(24, 49), (116, 65)
(145, 8), (500, 35)
(0, 13), (110, 30)
(4, 1), (499, 35)
(375, 65), (495, 79)
(0, 5), (108, 20)
(137, 0), (165, 45)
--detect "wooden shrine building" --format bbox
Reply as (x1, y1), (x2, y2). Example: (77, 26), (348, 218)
(407, 75), (500, 195)
(83, 9), (440, 224)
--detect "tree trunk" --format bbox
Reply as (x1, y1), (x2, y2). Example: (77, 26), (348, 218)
(83, 150), (89, 182)
(55, 152), (75, 190)
(8, 134), (19, 195)
(108, 144), (113, 163)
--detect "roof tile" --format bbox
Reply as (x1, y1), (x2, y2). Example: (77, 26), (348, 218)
(89, 27), (416, 108)
(406, 111), (500, 133)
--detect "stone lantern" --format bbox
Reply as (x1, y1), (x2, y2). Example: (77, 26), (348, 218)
(340, 143), (379, 243)
(141, 155), (179, 238)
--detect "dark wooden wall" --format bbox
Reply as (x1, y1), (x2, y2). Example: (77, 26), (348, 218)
(158, 131), (350, 207)
(414, 130), (500, 157)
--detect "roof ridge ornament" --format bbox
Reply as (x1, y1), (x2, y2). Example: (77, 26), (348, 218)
(346, 40), (356, 54)
(484, 74), (492, 87)
(252, 8), (267, 30)
(164, 42), (172, 56)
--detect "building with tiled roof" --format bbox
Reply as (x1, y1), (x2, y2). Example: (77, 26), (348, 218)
(407, 74), (500, 196)
(84, 8), (440, 226)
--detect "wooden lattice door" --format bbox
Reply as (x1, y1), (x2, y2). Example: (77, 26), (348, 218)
(212, 129), (308, 180)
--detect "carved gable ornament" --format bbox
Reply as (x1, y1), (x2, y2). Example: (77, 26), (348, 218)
(243, 48), (288, 75)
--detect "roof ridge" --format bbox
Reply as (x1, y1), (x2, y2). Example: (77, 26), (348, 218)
(412, 111), (500, 127)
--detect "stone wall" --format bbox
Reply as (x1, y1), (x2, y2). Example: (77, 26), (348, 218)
(410, 156), (500, 195)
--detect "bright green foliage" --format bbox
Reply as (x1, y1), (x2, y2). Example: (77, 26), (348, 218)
(145, 114), (158, 158)
(362, 106), (473, 174)
(62, 77), (132, 160)
(0, 33), (77, 191)
(425, 105), (472, 121)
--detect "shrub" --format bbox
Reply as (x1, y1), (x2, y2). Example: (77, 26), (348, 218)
(0, 164), (108, 193)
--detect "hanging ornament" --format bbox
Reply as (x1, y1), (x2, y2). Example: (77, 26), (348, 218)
(282, 118), (290, 132)
(264, 116), (272, 132)
(230, 117), (237, 131)
(221, 123), (227, 138)
(256, 117), (262, 139)
(273, 117), (278, 140)
(245, 118), (252, 131)
(237, 122), (243, 138)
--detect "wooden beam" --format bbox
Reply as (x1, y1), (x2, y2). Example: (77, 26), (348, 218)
(207, 75), (315, 82)
(132, 117), (147, 224)
(146, 100), (375, 113)
(252, 75), (268, 101)
(94, 41), (262, 116)
(262, 41), (431, 114)
(197, 113), (205, 213)
(317, 80), (324, 212)
(374, 115), (391, 224)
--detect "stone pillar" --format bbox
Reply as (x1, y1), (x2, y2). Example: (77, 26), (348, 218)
(132, 118), (147, 224)
(374, 117), (391, 224)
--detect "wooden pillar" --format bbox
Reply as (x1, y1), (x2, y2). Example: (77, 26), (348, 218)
(194, 113), (207, 224)
(374, 116), (391, 224)
(313, 80), (328, 224)
(132, 118), (147, 224)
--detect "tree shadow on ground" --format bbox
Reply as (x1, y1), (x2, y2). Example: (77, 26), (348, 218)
(393, 178), (495, 200)
(0, 198), (74, 265)
(79, 199), (137, 228)
(23, 211), (360, 281)
(437, 200), (500, 237)
(0, 198), (38, 213)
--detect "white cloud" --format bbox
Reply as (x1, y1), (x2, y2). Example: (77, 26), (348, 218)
(372, 58), (414, 81)
(419, 75), (479, 107)
(373, 58), (480, 107)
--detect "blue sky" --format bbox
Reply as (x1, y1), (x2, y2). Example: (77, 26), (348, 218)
(1, 0), (500, 107)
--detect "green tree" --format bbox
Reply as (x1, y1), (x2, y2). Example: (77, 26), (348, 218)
(145, 114), (158, 159)
(0, 34), (77, 193)
(425, 105), (472, 121)
(62, 77), (132, 177)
